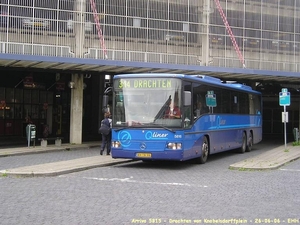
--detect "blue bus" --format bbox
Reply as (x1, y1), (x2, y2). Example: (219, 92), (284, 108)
(109, 74), (262, 163)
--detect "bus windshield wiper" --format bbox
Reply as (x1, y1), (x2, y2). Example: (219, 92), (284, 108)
(143, 122), (175, 133)
(114, 127), (127, 131)
(114, 121), (143, 131)
(156, 124), (175, 133)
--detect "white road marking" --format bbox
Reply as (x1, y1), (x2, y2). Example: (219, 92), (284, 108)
(82, 176), (208, 187)
(279, 168), (300, 172)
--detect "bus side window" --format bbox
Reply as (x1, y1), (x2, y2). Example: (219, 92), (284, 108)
(183, 107), (191, 128)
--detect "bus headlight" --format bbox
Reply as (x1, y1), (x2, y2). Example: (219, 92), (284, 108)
(167, 142), (182, 150)
(111, 141), (121, 148)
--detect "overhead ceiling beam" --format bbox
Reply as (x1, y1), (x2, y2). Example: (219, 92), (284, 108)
(129, 67), (152, 73)
(4, 60), (20, 67)
(79, 65), (103, 70)
(51, 64), (78, 70)
(151, 68), (173, 73)
(43, 62), (65, 69)
(24, 61), (42, 68)
(112, 67), (135, 73)
(94, 65), (119, 71)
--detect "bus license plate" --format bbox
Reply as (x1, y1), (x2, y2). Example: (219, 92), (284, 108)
(136, 153), (152, 158)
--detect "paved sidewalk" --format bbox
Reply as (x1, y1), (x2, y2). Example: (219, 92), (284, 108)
(0, 142), (300, 177)
(0, 142), (132, 177)
(0, 156), (132, 177)
(229, 143), (300, 170)
(0, 141), (101, 157)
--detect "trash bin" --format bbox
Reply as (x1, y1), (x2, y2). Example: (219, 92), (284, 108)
(293, 128), (299, 142)
(26, 124), (36, 147)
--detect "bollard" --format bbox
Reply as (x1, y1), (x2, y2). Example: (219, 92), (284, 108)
(26, 124), (36, 147)
(293, 128), (299, 142)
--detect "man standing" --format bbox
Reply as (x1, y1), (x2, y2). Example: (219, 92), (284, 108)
(100, 112), (112, 155)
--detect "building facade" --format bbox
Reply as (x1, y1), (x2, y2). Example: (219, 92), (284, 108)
(0, 0), (299, 142)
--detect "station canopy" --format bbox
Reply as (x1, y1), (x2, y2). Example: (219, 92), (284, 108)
(0, 53), (300, 85)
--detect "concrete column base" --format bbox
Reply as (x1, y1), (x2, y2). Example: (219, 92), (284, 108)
(55, 139), (62, 146)
(41, 140), (48, 147)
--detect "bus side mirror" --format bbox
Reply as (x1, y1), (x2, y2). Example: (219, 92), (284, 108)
(102, 95), (109, 112)
(184, 91), (191, 106)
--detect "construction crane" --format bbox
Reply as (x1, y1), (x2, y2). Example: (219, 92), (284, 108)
(89, 0), (108, 59)
(214, 0), (246, 68)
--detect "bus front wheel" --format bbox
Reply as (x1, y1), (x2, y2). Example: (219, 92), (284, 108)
(195, 136), (209, 164)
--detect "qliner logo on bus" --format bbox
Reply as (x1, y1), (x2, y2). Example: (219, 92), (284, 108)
(118, 130), (169, 147)
(145, 131), (168, 140)
(118, 79), (172, 88)
(118, 131), (132, 147)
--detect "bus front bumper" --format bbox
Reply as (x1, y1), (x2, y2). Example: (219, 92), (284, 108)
(111, 149), (184, 161)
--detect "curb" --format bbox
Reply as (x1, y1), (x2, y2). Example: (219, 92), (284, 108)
(229, 145), (300, 171)
(0, 158), (133, 177)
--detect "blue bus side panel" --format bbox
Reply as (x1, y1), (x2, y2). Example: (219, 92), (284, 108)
(112, 114), (262, 161)
(189, 114), (262, 154)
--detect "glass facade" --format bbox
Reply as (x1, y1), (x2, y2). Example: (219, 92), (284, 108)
(0, 0), (299, 72)
(0, 86), (53, 136)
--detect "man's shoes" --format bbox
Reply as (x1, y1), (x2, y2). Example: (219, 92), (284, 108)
(106, 153), (110, 155)
(100, 150), (103, 155)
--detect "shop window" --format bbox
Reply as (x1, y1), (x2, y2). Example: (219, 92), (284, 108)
(31, 105), (39, 119)
(0, 106), (4, 119)
(47, 91), (53, 104)
(5, 119), (13, 135)
(5, 88), (14, 103)
(15, 88), (23, 103)
(0, 87), (4, 101)
(39, 104), (46, 119)
(0, 120), (3, 135)
(5, 104), (13, 119)
(40, 91), (47, 104)
(24, 104), (31, 119)
(14, 104), (22, 119)
(24, 90), (31, 103)
(32, 90), (39, 104)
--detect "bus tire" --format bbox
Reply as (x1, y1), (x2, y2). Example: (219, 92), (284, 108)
(237, 132), (247, 153)
(246, 132), (253, 152)
(195, 136), (209, 164)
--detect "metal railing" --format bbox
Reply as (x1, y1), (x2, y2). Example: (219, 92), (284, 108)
(0, 42), (74, 57)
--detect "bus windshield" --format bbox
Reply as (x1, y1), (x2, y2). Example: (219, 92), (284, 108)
(112, 77), (183, 128)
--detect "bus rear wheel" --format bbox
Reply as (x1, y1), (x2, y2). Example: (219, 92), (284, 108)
(237, 132), (247, 153)
(246, 132), (253, 152)
(195, 136), (209, 164)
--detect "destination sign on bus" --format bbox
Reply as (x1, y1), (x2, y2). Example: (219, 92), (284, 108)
(118, 79), (172, 89)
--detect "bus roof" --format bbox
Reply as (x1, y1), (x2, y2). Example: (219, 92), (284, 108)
(114, 73), (261, 95)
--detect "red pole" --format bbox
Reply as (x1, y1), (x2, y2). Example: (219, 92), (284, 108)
(214, 0), (245, 68)
(89, 0), (108, 59)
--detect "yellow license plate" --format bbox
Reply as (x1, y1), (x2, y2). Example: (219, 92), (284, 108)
(136, 153), (152, 158)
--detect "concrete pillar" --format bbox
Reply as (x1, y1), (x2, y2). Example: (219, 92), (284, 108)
(201, 0), (211, 66)
(68, 0), (86, 144)
(69, 74), (84, 144)
(74, 0), (86, 57)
